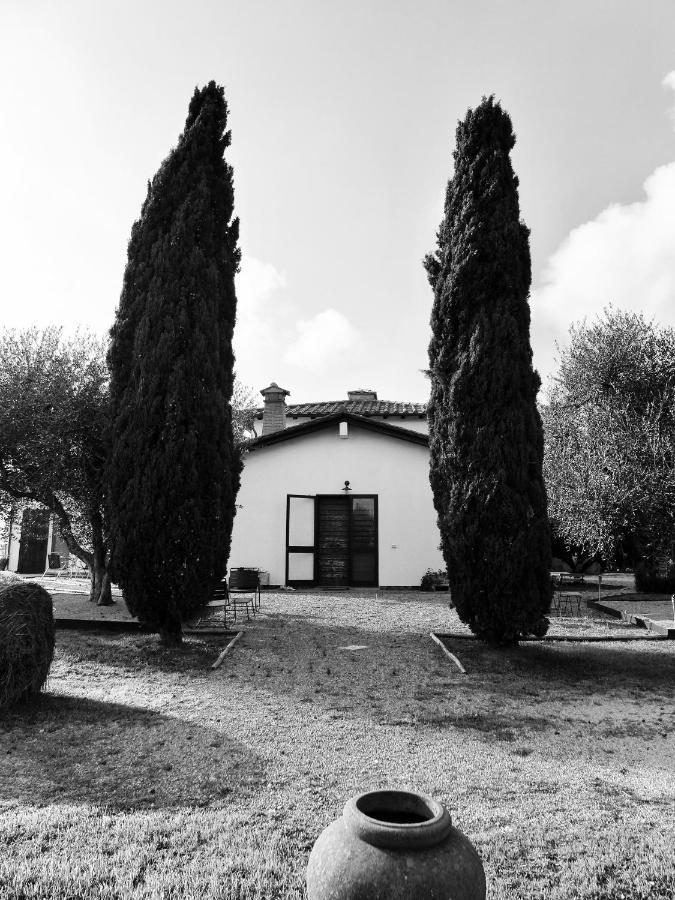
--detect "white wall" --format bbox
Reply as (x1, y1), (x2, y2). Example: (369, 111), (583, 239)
(229, 421), (444, 586)
(7, 516), (21, 571)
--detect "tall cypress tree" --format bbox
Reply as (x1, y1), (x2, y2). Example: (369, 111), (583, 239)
(424, 96), (551, 645)
(107, 81), (241, 645)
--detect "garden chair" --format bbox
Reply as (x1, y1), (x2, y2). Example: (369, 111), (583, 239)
(46, 555), (89, 581)
(67, 556), (90, 579)
(187, 578), (232, 629)
(44, 553), (67, 577)
(207, 577), (233, 627)
(551, 591), (561, 615)
(228, 568), (260, 620)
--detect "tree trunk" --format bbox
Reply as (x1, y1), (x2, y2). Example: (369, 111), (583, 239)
(159, 613), (183, 646)
(88, 507), (113, 605)
(98, 568), (112, 606)
(89, 554), (113, 606)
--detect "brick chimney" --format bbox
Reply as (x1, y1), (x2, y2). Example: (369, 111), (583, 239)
(348, 389), (377, 402)
(260, 382), (290, 435)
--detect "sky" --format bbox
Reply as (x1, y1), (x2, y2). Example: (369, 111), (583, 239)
(2, 0), (675, 403)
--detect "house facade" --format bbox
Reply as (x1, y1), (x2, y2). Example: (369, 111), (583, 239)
(3, 509), (70, 574)
(228, 384), (444, 588)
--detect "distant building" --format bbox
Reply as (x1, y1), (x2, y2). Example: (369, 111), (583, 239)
(4, 509), (70, 574)
(229, 384), (444, 588)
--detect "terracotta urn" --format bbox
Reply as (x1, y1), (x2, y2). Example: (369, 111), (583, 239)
(306, 789), (486, 900)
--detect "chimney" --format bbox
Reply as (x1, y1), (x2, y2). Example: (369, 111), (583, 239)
(348, 389), (377, 402)
(260, 382), (290, 435)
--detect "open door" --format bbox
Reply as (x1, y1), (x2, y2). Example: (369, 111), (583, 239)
(316, 495), (378, 587)
(286, 495), (316, 587)
(317, 496), (350, 587)
(17, 509), (50, 574)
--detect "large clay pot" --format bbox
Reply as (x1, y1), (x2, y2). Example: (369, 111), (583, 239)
(306, 789), (486, 900)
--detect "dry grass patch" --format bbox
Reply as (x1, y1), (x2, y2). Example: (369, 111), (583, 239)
(0, 591), (673, 898)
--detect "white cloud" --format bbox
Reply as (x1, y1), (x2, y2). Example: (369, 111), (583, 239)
(531, 71), (675, 385)
(664, 70), (675, 127)
(283, 308), (362, 371)
(234, 262), (363, 388)
(236, 256), (287, 312)
(233, 256), (288, 385)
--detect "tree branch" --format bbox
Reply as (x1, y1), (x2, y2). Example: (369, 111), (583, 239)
(0, 475), (93, 568)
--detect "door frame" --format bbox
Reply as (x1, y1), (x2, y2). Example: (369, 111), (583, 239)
(286, 493), (379, 588)
(285, 494), (317, 588)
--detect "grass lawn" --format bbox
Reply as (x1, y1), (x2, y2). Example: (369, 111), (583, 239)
(596, 595), (675, 623)
(1, 590), (674, 899)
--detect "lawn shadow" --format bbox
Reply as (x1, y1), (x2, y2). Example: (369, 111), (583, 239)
(43, 610), (674, 750)
(451, 637), (675, 695)
(0, 693), (264, 811)
(213, 612), (561, 740)
(53, 628), (232, 675)
(239, 611), (675, 739)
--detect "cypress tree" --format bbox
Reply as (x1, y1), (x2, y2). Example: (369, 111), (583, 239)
(107, 81), (241, 645)
(424, 96), (551, 645)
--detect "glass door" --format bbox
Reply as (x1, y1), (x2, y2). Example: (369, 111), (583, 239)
(286, 495), (316, 586)
(349, 496), (378, 586)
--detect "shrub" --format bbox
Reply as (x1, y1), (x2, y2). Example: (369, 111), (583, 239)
(420, 568), (449, 591)
(0, 581), (55, 709)
(0, 570), (22, 587)
(634, 560), (675, 593)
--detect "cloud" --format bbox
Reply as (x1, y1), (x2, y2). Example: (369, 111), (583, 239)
(531, 71), (675, 385)
(283, 308), (362, 371)
(236, 256), (287, 311)
(664, 70), (675, 127)
(235, 255), (288, 350)
(233, 256), (288, 385)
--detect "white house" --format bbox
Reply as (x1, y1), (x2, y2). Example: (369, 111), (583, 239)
(3, 509), (70, 574)
(228, 384), (444, 588)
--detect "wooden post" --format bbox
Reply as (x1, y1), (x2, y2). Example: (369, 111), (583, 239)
(430, 633), (466, 674)
(211, 631), (243, 669)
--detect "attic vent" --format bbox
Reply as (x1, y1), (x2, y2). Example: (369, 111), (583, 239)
(348, 389), (377, 402)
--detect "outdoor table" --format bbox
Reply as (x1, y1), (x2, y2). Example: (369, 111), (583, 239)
(551, 571), (585, 585)
(555, 591), (582, 615)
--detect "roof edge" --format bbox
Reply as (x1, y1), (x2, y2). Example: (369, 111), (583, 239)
(253, 402), (427, 419)
(249, 412), (429, 449)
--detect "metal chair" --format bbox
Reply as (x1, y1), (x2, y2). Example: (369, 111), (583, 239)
(208, 577), (233, 627)
(228, 568), (260, 620)
(186, 578), (232, 629)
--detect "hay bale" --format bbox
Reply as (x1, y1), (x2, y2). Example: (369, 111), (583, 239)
(0, 581), (55, 709)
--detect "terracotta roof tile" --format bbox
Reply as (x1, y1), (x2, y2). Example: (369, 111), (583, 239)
(255, 400), (427, 419)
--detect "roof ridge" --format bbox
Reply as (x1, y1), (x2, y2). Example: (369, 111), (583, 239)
(286, 399), (426, 405)
(255, 398), (428, 417)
